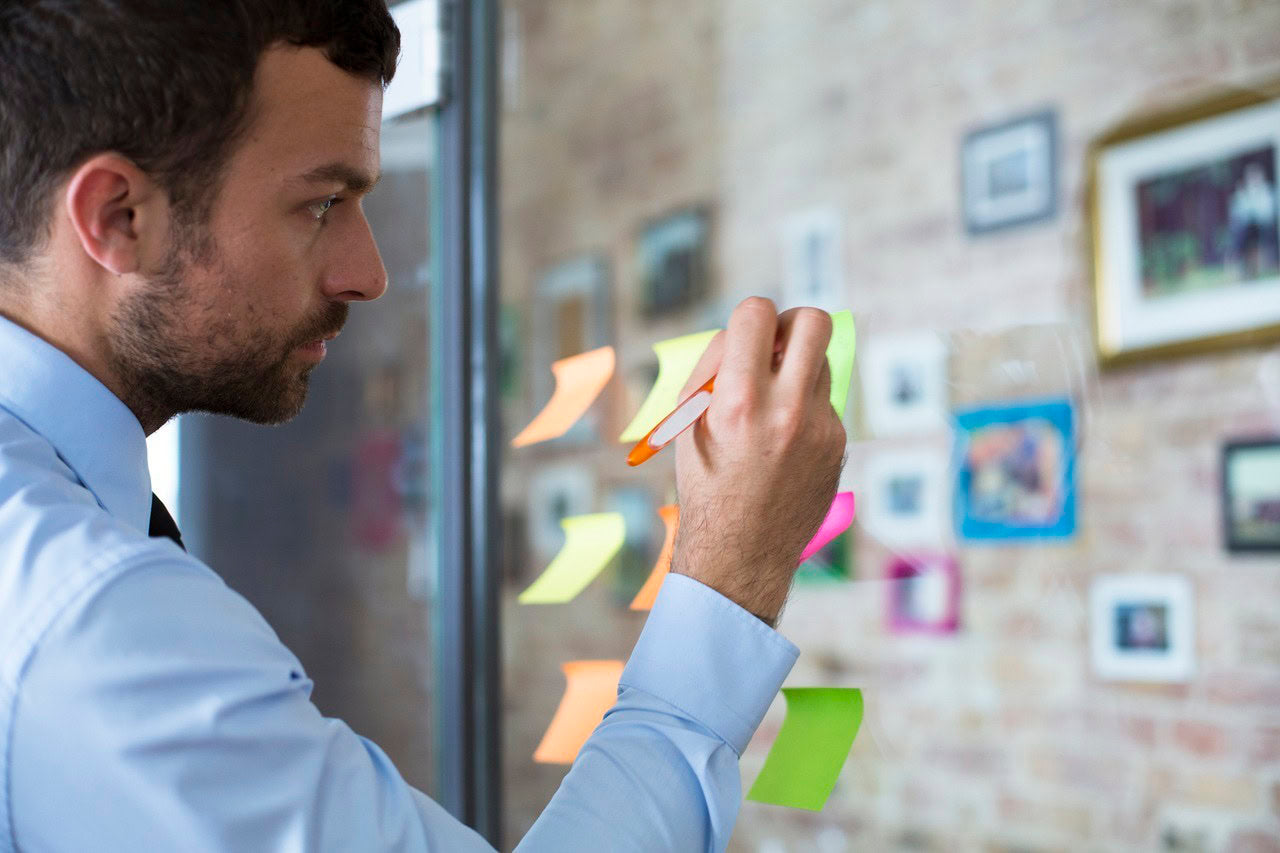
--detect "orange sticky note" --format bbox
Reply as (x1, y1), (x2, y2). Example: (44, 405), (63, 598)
(630, 504), (679, 611)
(533, 660), (625, 764)
(512, 346), (616, 448)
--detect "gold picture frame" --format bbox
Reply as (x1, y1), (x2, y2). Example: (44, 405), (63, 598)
(1087, 80), (1280, 368)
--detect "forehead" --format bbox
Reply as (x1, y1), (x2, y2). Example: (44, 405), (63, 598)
(231, 45), (383, 190)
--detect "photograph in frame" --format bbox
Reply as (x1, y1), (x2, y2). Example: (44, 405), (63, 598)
(961, 108), (1058, 234)
(953, 397), (1076, 541)
(859, 449), (950, 549)
(885, 554), (960, 635)
(861, 331), (950, 437)
(780, 206), (845, 313)
(1089, 574), (1195, 683)
(1223, 437), (1280, 552)
(1090, 83), (1280, 365)
(637, 207), (712, 319)
(528, 254), (614, 445)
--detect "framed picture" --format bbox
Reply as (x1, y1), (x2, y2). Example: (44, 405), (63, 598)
(637, 207), (711, 318)
(525, 463), (596, 565)
(961, 108), (1058, 234)
(859, 450), (949, 548)
(953, 397), (1076, 541)
(780, 206), (845, 313)
(861, 331), (949, 436)
(886, 554), (960, 634)
(1223, 438), (1280, 552)
(1089, 82), (1280, 366)
(529, 255), (613, 444)
(1090, 574), (1195, 683)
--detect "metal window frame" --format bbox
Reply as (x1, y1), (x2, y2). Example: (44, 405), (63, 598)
(430, 0), (502, 845)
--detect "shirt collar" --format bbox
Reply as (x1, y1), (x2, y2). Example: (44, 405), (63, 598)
(0, 313), (151, 535)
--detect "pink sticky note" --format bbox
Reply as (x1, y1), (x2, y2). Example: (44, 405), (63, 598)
(799, 492), (856, 563)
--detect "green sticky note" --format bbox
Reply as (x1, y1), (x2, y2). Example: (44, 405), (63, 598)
(619, 330), (719, 442)
(826, 310), (856, 418)
(746, 687), (863, 811)
(518, 513), (626, 604)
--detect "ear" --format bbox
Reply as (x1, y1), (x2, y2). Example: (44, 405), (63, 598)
(63, 153), (164, 276)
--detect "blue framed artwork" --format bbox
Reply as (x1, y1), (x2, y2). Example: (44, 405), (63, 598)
(953, 397), (1076, 541)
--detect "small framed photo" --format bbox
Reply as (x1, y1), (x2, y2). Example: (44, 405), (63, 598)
(637, 207), (712, 319)
(860, 450), (949, 548)
(529, 254), (614, 444)
(525, 463), (596, 565)
(1089, 83), (1280, 366)
(861, 331), (949, 436)
(886, 554), (960, 635)
(961, 109), (1058, 234)
(1090, 574), (1195, 683)
(1223, 438), (1280, 552)
(953, 397), (1076, 541)
(780, 206), (845, 313)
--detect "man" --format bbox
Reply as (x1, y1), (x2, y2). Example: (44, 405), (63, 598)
(0, 1), (845, 850)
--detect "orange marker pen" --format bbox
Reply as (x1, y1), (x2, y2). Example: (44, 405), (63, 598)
(626, 375), (716, 467)
(626, 337), (785, 467)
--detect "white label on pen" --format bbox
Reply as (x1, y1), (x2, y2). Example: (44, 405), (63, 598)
(649, 391), (712, 448)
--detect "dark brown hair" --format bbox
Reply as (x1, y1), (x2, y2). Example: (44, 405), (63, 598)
(0, 0), (400, 267)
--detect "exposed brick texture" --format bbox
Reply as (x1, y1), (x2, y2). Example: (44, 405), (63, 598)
(498, 1), (1280, 849)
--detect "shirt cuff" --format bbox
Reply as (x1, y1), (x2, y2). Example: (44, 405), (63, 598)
(619, 572), (799, 756)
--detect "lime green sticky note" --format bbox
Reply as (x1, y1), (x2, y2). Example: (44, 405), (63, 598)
(518, 513), (626, 604)
(619, 330), (719, 442)
(746, 687), (863, 811)
(826, 310), (856, 418)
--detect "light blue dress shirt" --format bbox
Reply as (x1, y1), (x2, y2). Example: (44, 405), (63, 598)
(0, 313), (799, 852)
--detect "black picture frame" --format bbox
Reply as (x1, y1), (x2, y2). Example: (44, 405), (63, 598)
(1223, 437), (1280, 553)
(961, 108), (1059, 235)
(636, 206), (712, 318)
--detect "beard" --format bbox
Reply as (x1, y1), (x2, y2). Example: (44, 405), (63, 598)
(105, 231), (347, 430)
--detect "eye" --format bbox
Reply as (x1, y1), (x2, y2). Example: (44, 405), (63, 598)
(307, 196), (341, 222)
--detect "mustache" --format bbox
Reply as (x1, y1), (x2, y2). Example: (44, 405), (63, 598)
(291, 302), (349, 348)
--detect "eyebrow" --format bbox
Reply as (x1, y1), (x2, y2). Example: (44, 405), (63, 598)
(292, 163), (382, 195)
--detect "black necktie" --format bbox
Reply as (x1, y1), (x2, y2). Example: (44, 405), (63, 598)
(148, 493), (186, 551)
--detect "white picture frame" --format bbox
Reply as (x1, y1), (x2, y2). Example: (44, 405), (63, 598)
(1090, 574), (1195, 683)
(861, 331), (949, 436)
(780, 206), (845, 313)
(526, 463), (596, 564)
(962, 109), (1058, 234)
(859, 449), (950, 548)
(1092, 90), (1280, 365)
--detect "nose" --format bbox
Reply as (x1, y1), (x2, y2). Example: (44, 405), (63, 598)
(323, 210), (388, 303)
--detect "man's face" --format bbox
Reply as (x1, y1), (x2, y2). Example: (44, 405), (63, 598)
(108, 45), (386, 427)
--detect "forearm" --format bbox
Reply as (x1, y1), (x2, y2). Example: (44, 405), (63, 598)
(517, 574), (798, 852)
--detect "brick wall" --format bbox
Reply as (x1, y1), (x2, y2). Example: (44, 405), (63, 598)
(499, 1), (1280, 850)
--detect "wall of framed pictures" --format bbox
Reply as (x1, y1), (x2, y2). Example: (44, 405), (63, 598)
(497, 1), (1280, 850)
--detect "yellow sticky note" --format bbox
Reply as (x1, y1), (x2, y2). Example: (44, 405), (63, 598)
(518, 512), (626, 604)
(513, 346), (616, 448)
(619, 330), (719, 443)
(533, 660), (624, 764)
(826, 310), (856, 418)
(629, 504), (679, 611)
(747, 687), (864, 811)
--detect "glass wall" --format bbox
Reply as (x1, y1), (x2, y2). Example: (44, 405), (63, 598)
(175, 112), (442, 798)
(497, 2), (1280, 850)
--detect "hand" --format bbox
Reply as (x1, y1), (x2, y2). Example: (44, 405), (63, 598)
(670, 297), (846, 626)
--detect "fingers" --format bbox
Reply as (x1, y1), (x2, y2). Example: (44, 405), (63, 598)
(716, 297), (778, 400)
(775, 307), (833, 400)
(680, 331), (725, 398)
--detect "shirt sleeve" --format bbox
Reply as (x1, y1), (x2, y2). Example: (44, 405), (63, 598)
(516, 573), (799, 853)
(9, 559), (796, 853)
(8, 557), (494, 853)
